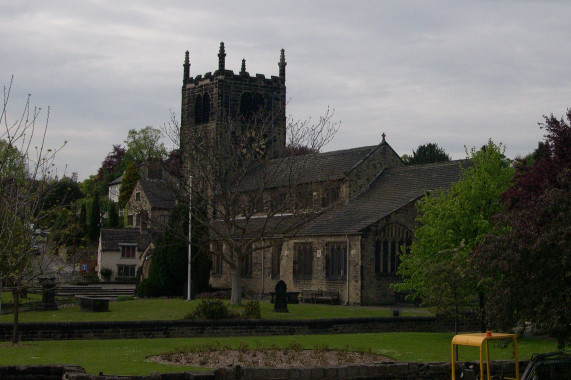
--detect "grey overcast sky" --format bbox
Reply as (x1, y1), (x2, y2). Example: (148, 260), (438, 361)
(2, 0), (570, 180)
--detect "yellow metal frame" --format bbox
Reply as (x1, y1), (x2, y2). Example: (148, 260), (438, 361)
(451, 332), (519, 380)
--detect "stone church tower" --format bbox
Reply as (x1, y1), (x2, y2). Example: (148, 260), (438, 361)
(180, 42), (287, 173)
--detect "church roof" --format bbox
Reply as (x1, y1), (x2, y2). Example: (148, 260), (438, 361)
(99, 229), (152, 251)
(299, 159), (472, 236)
(237, 145), (378, 191)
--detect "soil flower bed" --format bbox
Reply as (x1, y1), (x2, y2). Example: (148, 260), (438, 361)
(149, 347), (391, 369)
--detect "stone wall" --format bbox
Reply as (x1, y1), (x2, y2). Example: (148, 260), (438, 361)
(1, 360), (527, 380)
(0, 315), (477, 342)
(210, 235), (364, 304)
(0, 365), (85, 380)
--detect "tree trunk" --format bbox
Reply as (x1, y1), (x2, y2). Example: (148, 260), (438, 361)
(230, 262), (242, 305)
(12, 287), (20, 345)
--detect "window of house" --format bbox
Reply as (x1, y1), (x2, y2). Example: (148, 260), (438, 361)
(117, 264), (136, 278)
(127, 214), (133, 226)
(374, 239), (381, 275)
(271, 245), (281, 279)
(135, 192), (140, 201)
(120, 245), (136, 258)
(321, 186), (340, 207)
(325, 242), (347, 279)
(212, 241), (223, 276)
(135, 213), (140, 227)
(295, 188), (313, 210)
(374, 224), (412, 274)
(293, 242), (313, 279)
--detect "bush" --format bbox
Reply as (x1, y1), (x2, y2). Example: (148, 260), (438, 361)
(82, 272), (100, 284)
(136, 277), (161, 298)
(100, 268), (112, 282)
(241, 300), (261, 319)
(187, 299), (231, 320)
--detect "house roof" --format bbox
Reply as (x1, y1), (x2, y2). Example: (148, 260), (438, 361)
(109, 175), (123, 186)
(99, 228), (153, 251)
(138, 179), (176, 210)
(299, 159), (472, 236)
(237, 145), (378, 191)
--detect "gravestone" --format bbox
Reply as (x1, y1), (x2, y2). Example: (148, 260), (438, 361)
(37, 277), (58, 311)
(273, 280), (288, 313)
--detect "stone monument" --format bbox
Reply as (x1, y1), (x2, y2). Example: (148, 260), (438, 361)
(273, 280), (288, 313)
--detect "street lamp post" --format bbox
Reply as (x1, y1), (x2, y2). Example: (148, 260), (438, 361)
(187, 175), (192, 301)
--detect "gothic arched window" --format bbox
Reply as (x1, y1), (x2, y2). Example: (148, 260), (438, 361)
(374, 223), (412, 274)
(194, 94), (203, 124)
(202, 93), (210, 123)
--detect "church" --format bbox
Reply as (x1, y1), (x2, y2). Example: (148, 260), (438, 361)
(180, 43), (469, 305)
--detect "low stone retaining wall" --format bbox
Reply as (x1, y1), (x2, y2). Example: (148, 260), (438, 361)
(1, 360), (528, 380)
(0, 365), (85, 380)
(0, 315), (479, 342)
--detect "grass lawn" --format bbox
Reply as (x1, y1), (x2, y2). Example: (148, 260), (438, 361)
(0, 333), (558, 375)
(0, 298), (432, 323)
(1, 291), (42, 305)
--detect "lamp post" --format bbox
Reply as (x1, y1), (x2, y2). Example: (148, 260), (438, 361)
(187, 175), (192, 301)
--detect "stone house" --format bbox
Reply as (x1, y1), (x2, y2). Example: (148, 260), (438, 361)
(98, 160), (176, 282)
(125, 178), (176, 232)
(96, 229), (152, 282)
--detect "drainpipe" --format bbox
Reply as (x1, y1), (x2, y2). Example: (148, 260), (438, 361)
(346, 235), (350, 305)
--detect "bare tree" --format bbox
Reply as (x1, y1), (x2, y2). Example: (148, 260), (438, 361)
(164, 106), (339, 304)
(0, 77), (66, 343)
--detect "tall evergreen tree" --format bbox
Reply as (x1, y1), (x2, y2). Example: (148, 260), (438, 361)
(137, 204), (211, 297)
(88, 193), (101, 241)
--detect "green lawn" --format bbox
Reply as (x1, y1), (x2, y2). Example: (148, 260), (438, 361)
(0, 333), (557, 376)
(1, 291), (42, 305)
(0, 298), (432, 323)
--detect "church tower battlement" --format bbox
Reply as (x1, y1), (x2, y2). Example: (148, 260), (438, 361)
(181, 42), (287, 171)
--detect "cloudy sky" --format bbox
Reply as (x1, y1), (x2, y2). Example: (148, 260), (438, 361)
(2, 0), (570, 180)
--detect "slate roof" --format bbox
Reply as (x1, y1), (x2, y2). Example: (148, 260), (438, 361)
(299, 159), (472, 236)
(237, 145), (378, 191)
(99, 229), (153, 251)
(109, 175), (123, 186)
(211, 213), (310, 241)
(139, 179), (176, 210)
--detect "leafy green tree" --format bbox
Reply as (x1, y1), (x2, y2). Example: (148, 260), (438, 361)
(474, 111), (571, 348)
(118, 162), (140, 209)
(394, 140), (514, 328)
(0, 139), (27, 180)
(79, 202), (87, 235)
(124, 126), (168, 164)
(404, 142), (451, 165)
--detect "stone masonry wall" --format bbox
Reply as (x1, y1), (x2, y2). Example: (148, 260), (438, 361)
(0, 316), (477, 342)
(2, 360), (527, 380)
